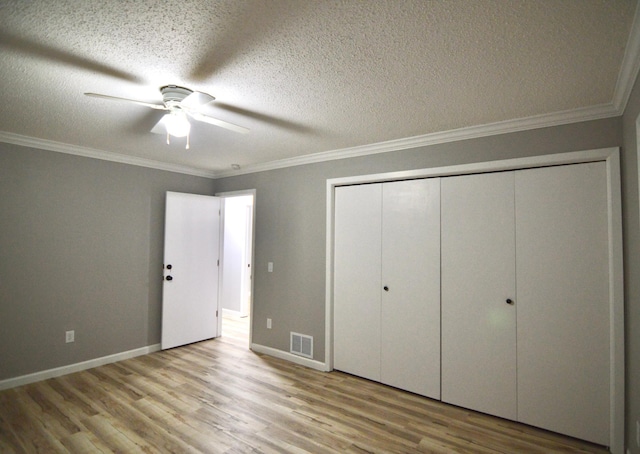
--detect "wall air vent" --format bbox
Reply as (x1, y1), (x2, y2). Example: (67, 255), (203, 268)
(290, 332), (313, 359)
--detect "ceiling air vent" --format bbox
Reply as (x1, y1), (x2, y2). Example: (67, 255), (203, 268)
(290, 332), (313, 359)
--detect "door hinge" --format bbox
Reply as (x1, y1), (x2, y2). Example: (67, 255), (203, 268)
(216, 310), (218, 317)
(217, 259), (219, 266)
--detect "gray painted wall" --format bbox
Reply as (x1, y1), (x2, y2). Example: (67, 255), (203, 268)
(0, 145), (214, 380)
(214, 117), (621, 362)
(622, 71), (640, 454)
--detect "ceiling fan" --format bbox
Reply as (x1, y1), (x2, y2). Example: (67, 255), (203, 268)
(84, 85), (249, 149)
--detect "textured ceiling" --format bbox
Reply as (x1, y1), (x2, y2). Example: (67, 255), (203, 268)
(0, 0), (637, 176)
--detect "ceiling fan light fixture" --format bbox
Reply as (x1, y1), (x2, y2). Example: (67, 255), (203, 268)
(85, 85), (248, 151)
(165, 111), (191, 138)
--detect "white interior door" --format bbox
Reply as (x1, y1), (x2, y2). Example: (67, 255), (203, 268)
(333, 183), (382, 382)
(162, 192), (221, 350)
(515, 163), (610, 445)
(441, 172), (517, 420)
(380, 178), (441, 398)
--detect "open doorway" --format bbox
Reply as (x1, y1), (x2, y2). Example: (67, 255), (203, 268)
(218, 190), (255, 347)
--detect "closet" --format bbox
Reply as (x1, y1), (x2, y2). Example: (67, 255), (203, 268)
(333, 178), (441, 399)
(333, 160), (613, 447)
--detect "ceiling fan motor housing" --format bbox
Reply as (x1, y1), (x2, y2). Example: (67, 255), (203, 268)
(160, 85), (193, 106)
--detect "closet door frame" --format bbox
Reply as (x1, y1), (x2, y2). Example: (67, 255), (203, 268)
(325, 147), (624, 454)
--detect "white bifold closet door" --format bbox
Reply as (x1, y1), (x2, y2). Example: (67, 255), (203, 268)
(441, 172), (518, 420)
(515, 162), (609, 445)
(334, 183), (382, 382)
(381, 179), (441, 398)
(334, 179), (441, 399)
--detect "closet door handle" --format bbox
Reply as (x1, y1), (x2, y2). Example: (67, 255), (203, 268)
(383, 286), (389, 292)
(506, 298), (514, 305)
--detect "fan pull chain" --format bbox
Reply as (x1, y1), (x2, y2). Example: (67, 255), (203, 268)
(165, 130), (189, 149)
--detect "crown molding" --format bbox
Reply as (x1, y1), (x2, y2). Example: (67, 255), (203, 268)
(0, 100), (622, 181)
(211, 102), (619, 178)
(1, 98), (620, 181)
(612, 0), (640, 114)
(0, 131), (218, 178)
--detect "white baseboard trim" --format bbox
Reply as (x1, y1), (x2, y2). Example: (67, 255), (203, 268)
(251, 343), (329, 372)
(0, 344), (161, 391)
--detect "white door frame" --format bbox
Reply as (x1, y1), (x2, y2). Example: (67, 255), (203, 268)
(216, 189), (256, 346)
(325, 147), (624, 454)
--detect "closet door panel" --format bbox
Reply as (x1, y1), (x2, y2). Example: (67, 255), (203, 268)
(515, 162), (609, 445)
(333, 184), (382, 381)
(441, 172), (517, 420)
(381, 179), (441, 398)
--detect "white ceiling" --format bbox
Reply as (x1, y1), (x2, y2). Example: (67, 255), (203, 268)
(0, 1), (638, 177)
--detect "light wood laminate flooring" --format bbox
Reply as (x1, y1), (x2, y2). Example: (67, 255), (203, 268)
(0, 316), (610, 453)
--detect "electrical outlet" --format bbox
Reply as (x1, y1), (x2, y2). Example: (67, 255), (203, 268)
(267, 318), (272, 329)
(65, 330), (75, 343)
(268, 262), (273, 273)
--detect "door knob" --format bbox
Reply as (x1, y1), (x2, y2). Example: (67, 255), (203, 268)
(383, 286), (389, 292)
(166, 264), (172, 270)
(506, 298), (514, 305)
(166, 275), (173, 281)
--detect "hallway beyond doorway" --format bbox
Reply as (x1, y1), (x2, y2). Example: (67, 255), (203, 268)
(221, 312), (249, 348)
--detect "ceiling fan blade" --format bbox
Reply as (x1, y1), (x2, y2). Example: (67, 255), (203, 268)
(180, 91), (216, 110)
(84, 93), (167, 110)
(150, 114), (169, 135)
(0, 30), (142, 83)
(189, 112), (249, 134)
